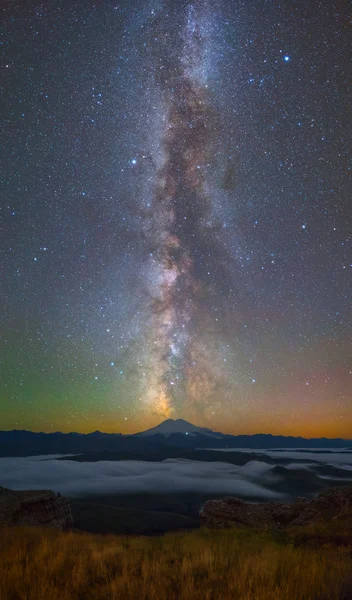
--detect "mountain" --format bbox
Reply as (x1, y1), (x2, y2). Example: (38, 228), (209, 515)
(0, 422), (350, 457)
(0, 429), (123, 457)
(135, 418), (224, 438)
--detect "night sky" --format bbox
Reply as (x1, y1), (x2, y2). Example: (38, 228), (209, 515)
(1, 0), (351, 437)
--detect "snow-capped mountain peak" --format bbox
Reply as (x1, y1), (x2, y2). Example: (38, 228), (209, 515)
(136, 418), (224, 438)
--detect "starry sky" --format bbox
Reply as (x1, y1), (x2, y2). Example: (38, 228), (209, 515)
(1, 0), (351, 437)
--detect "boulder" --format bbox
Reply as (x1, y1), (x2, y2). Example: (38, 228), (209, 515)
(0, 486), (73, 530)
(200, 486), (352, 529)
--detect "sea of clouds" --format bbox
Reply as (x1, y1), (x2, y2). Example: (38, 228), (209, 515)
(1, 449), (351, 499)
(0, 456), (282, 498)
(206, 448), (352, 465)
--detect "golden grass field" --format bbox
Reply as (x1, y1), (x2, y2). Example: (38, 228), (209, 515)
(0, 525), (351, 600)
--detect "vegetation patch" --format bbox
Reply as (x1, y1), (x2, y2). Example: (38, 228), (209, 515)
(0, 525), (351, 600)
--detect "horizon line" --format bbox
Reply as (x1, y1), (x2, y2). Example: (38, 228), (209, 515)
(1, 427), (351, 441)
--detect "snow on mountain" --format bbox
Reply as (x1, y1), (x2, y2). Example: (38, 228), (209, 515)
(136, 419), (224, 438)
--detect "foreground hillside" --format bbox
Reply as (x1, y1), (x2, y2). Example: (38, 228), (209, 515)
(0, 525), (351, 600)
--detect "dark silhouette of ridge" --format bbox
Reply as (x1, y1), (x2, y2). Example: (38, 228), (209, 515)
(0, 419), (350, 457)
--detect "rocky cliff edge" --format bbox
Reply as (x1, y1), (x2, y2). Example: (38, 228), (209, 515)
(0, 486), (73, 530)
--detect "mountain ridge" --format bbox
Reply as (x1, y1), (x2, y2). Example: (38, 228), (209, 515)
(0, 419), (351, 457)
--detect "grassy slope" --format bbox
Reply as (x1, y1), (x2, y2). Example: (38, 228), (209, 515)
(0, 525), (351, 600)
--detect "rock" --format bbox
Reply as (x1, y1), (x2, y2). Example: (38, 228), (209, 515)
(200, 486), (352, 529)
(0, 486), (73, 530)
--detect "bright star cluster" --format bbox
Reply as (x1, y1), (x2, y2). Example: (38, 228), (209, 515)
(1, 0), (351, 436)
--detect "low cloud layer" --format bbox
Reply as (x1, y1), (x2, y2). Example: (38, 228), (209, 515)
(207, 448), (352, 465)
(1, 450), (351, 499)
(0, 456), (281, 498)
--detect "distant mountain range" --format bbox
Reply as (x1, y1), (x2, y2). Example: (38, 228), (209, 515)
(0, 419), (350, 457)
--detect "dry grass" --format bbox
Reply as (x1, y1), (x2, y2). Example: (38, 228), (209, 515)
(0, 526), (351, 600)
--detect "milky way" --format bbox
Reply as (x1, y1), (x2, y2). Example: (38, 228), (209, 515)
(141, 1), (231, 417)
(1, 0), (351, 435)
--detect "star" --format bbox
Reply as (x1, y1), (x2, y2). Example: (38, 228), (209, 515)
(0, 0), (350, 439)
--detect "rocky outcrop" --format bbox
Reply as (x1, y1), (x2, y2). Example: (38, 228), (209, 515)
(0, 486), (73, 530)
(200, 486), (352, 529)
